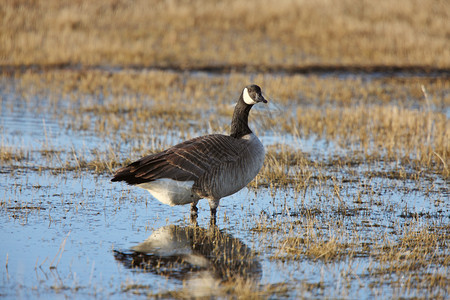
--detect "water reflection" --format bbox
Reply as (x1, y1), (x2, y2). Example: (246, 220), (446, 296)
(114, 225), (261, 285)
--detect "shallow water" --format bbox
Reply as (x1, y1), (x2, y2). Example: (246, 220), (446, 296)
(1, 74), (448, 299)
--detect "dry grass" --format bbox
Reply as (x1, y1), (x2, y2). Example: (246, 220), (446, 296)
(2, 69), (448, 179)
(0, 146), (27, 162)
(292, 105), (449, 175)
(1, 0), (449, 68)
(254, 146), (314, 189)
(274, 235), (360, 263)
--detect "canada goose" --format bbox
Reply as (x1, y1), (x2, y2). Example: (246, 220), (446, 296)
(111, 84), (267, 224)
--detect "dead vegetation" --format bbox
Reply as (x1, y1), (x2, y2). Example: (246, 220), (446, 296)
(1, 0), (449, 68)
(2, 69), (448, 180)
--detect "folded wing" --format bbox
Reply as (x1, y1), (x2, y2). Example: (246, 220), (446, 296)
(111, 134), (244, 185)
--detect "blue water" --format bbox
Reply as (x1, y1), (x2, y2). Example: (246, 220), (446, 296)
(1, 75), (448, 299)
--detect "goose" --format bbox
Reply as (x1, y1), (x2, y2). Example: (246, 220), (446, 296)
(111, 84), (267, 224)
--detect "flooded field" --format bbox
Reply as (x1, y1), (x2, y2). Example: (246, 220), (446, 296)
(0, 69), (449, 299)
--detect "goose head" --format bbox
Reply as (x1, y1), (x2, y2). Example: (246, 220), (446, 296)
(241, 84), (268, 105)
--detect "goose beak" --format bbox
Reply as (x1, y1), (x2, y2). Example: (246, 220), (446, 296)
(257, 94), (268, 103)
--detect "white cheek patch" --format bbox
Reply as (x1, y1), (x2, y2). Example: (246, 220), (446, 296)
(243, 88), (257, 105)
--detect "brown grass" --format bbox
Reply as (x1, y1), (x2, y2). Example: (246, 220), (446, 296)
(292, 105), (449, 174)
(1, 0), (449, 68)
(0, 147), (27, 162)
(2, 69), (448, 178)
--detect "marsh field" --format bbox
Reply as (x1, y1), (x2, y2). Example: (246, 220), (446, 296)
(1, 0), (449, 299)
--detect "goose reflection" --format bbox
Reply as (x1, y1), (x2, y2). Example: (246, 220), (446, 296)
(114, 225), (261, 285)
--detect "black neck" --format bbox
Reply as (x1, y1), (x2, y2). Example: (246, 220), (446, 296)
(230, 97), (253, 138)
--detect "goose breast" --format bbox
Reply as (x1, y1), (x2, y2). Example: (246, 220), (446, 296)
(194, 133), (265, 200)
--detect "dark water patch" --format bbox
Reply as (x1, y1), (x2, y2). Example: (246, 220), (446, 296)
(2, 63), (449, 78)
(7, 206), (46, 210)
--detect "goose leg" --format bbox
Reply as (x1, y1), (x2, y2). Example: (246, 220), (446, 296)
(190, 203), (198, 224)
(210, 207), (217, 226)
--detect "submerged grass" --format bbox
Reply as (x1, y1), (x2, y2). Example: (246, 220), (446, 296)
(271, 220), (449, 265)
(252, 204), (449, 297)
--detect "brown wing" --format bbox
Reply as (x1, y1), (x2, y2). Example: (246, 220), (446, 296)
(111, 134), (245, 185)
